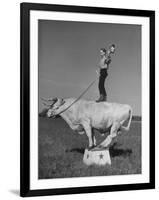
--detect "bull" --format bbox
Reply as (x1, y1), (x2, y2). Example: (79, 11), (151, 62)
(42, 97), (132, 149)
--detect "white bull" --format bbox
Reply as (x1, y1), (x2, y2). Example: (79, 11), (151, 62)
(44, 98), (132, 149)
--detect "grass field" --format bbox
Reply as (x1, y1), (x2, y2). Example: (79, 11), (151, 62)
(38, 117), (141, 179)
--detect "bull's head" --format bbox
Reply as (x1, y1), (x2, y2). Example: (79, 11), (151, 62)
(41, 97), (65, 118)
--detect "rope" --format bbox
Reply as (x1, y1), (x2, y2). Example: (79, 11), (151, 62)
(57, 76), (98, 115)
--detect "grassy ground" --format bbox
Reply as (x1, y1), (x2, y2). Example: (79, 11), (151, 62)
(38, 117), (141, 179)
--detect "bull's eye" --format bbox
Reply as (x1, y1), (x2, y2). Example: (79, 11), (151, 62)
(54, 106), (59, 110)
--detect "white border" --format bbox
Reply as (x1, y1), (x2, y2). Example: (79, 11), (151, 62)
(30, 10), (150, 190)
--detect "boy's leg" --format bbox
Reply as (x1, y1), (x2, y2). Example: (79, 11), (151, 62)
(96, 74), (107, 102)
(96, 75), (103, 102)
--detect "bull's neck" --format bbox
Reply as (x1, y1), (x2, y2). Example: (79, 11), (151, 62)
(57, 98), (75, 123)
(59, 109), (73, 126)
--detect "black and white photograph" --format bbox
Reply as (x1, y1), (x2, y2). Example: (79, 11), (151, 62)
(38, 20), (141, 179)
(20, 3), (155, 197)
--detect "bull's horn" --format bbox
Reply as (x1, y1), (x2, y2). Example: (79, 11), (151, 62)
(41, 97), (57, 102)
(42, 102), (52, 107)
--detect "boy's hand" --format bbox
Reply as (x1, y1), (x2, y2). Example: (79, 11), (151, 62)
(96, 70), (100, 77)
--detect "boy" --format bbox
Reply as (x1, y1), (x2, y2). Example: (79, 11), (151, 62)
(96, 44), (115, 102)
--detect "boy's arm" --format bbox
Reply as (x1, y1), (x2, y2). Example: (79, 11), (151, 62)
(96, 59), (101, 76)
(96, 66), (100, 76)
(96, 69), (100, 76)
(96, 60), (101, 76)
(104, 56), (111, 68)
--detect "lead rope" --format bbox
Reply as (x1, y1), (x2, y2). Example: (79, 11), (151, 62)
(57, 75), (99, 115)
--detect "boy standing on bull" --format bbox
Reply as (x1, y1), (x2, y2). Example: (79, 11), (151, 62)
(96, 44), (116, 102)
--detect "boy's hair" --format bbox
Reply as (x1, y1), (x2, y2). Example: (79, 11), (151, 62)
(110, 44), (115, 48)
(100, 48), (106, 53)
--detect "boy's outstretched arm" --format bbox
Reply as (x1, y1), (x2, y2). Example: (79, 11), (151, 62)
(96, 65), (101, 76)
(96, 70), (100, 76)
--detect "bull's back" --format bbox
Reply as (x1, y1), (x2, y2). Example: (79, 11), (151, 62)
(77, 101), (130, 128)
(68, 99), (130, 123)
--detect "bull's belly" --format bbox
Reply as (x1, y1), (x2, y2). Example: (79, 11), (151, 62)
(73, 124), (110, 134)
(70, 120), (112, 134)
(93, 126), (111, 134)
(92, 120), (112, 133)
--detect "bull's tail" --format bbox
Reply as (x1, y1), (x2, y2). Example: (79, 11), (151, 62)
(120, 107), (133, 132)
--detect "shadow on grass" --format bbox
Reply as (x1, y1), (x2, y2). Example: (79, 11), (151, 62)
(110, 142), (132, 158)
(66, 143), (132, 158)
(66, 148), (85, 154)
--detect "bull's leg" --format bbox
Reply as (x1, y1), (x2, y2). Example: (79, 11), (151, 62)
(98, 122), (120, 148)
(92, 129), (97, 146)
(93, 135), (97, 146)
(82, 122), (94, 148)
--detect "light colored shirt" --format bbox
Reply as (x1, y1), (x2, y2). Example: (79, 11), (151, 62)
(99, 55), (111, 69)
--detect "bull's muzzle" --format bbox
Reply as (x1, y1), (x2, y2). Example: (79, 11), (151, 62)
(47, 110), (53, 118)
(47, 110), (57, 118)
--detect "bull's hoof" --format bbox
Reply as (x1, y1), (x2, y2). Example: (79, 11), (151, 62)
(88, 145), (96, 150)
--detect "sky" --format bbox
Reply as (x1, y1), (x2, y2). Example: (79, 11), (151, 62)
(38, 20), (141, 115)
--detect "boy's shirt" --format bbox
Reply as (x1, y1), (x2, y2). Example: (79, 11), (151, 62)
(99, 55), (111, 69)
